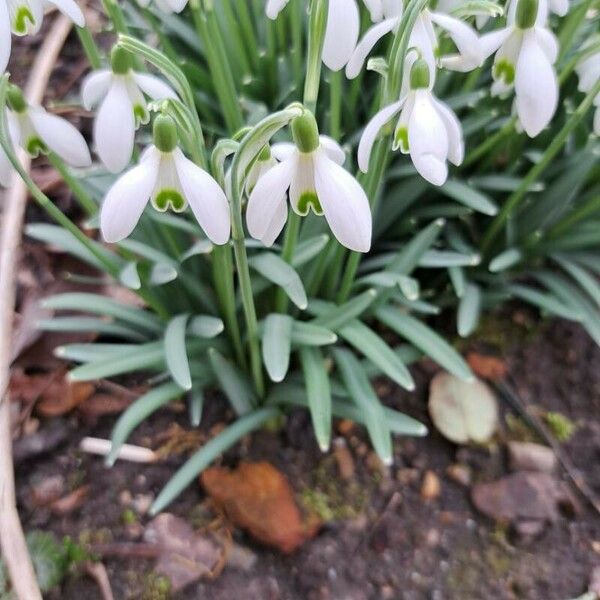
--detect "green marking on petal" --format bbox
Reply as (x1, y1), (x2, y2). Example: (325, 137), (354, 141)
(152, 189), (186, 213)
(296, 191), (323, 216)
(13, 6), (35, 34)
(26, 137), (47, 157)
(134, 104), (149, 127)
(493, 60), (515, 85)
(393, 126), (409, 153)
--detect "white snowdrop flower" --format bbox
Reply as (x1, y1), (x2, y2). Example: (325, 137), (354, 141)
(0, 0), (84, 73)
(100, 115), (231, 245)
(480, 0), (558, 137)
(136, 0), (187, 13)
(247, 110), (372, 252)
(245, 145), (277, 195)
(0, 84), (91, 187)
(81, 46), (177, 174)
(547, 0), (568, 15)
(266, 0), (360, 71)
(346, 0), (483, 78)
(575, 45), (600, 135)
(358, 58), (464, 186)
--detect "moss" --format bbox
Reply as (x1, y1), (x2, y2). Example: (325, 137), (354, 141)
(544, 411), (576, 442)
(141, 572), (171, 600)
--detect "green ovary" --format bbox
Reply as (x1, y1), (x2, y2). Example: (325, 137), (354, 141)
(153, 189), (186, 212)
(493, 60), (515, 85)
(26, 137), (47, 157)
(134, 104), (149, 126)
(297, 191), (323, 216)
(13, 6), (35, 34)
(393, 126), (409, 153)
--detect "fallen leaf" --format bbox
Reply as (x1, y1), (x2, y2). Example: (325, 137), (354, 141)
(471, 472), (577, 523)
(50, 485), (90, 514)
(36, 377), (95, 417)
(77, 393), (135, 422)
(466, 352), (508, 381)
(143, 514), (223, 592)
(201, 462), (320, 554)
(429, 372), (498, 444)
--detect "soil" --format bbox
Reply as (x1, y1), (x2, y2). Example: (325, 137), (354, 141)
(13, 318), (600, 600)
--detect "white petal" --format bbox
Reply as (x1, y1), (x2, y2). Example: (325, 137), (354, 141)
(549, 0), (568, 15)
(322, 0), (360, 71)
(534, 26), (558, 64)
(409, 15), (436, 77)
(246, 157), (295, 243)
(431, 97), (464, 166)
(363, 0), (383, 21)
(271, 142), (296, 162)
(28, 107), (91, 167)
(382, 0), (402, 19)
(345, 17), (398, 79)
(132, 73), (177, 101)
(0, 1), (11, 73)
(173, 150), (231, 245)
(314, 151), (372, 252)
(358, 99), (404, 172)
(430, 11), (483, 71)
(266, 0), (289, 19)
(515, 30), (558, 137)
(289, 154), (316, 213)
(480, 27), (512, 60)
(408, 90), (449, 186)
(81, 70), (111, 110)
(576, 54), (600, 92)
(260, 196), (288, 247)
(164, 0), (187, 12)
(95, 79), (135, 173)
(100, 149), (159, 243)
(48, 0), (85, 26)
(319, 135), (346, 165)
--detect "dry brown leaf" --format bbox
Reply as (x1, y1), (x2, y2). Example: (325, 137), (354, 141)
(36, 376), (95, 417)
(201, 462), (320, 554)
(466, 352), (508, 381)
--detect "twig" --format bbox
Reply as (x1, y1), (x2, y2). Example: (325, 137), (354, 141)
(84, 561), (115, 600)
(497, 378), (600, 515)
(0, 15), (74, 600)
(80, 437), (158, 463)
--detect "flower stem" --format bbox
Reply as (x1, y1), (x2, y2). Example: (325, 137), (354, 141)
(274, 212), (301, 312)
(329, 70), (342, 138)
(462, 116), (517, 168)
(303, 0), (329, 113)
(46, 153), (97, 217)
(76, 26), (102, 70)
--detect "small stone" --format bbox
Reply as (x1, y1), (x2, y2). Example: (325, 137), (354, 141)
(119, 490), (133, 505)
(132, 493), (154, 515)
(508, 441), (557, 474)
(514, 519), (545, 540)
(424, 528), (441, 547)
(421, 471), (441, 501)
(333, 438), (355, 481)
(591, 541), (600, 554)
(336, 419), (355, 436)
(30, 475), (65, 507)
(446, 464), (472, 487)
(380, 584), (395, 599)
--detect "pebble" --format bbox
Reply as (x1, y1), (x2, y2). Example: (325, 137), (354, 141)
(508, 441), (557, 473)
(421, 470), (441, 501)
(446, 463), (472, 487)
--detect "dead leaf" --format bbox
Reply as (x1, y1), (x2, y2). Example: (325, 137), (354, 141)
(471, 472), (577, 524)
(77, 393), (135, 422)
(201, 462), (320, 554)
(36, 375), (95, 417)
(50, 485), (90, 514)
(466, 352), (508, 381)
(143, 514), (223, 592)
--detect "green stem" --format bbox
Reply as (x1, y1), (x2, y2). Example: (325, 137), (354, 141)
(47, 153), (97, 217)
(102, 0), (129, 34)
(303, 0), (329, 113)
(76, 26), (102, 69)
(480, 79), (600, 255)
(557, 0), (594, 62)
(274, 212), (301, 312)
(329, 69), (342, 138)
(546, 192), (600, 240)
(291, 0), (304, 91)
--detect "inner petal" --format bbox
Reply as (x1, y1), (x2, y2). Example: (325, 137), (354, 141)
(290, 154), (323, 216)
(151, 154), (187, 213)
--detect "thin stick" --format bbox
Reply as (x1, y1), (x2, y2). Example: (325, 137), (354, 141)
(0, 15), (73, 600)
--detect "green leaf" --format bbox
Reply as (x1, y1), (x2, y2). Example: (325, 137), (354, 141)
(150, 407), (279, 515)
(332, 349), (393, 465)
(188, 315), (224, 338)
(37, 317), (147, 342)
(290, 321), (337, 346)
(439, 179), (498, 216)
(448, 266), (466, 298)
(250, 252), (308, 309)
(119, 261), (142, 290)
(376, 307), (473, 381)
(107, 382), (183, 466)
(164, 314), (192, 391)
(553, 255), (600, 308)
(150, 262), (179, 285)
(299, 347), (332, 452)
(507, 284), (582, 321)
(262, 314), (293, 382)
(56, 343), (138, 363)
(188, 389), (204, 428)
(457, 283), (481, 338)
(309, 290), (377, 331)
(387, 218), (445, 275)
(208, 348), (255, 415)
(292, 234), (329, 267)
(180, 239), (214, 262)
(419, 250), (480, 268)
(357, 272), (420, 300)
(489, 248), (522, 272)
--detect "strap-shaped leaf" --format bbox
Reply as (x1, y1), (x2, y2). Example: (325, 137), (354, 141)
(376, 307), (473, 381)
(309, 290), (377, 331)
(448, 266), (466, 298)
(357, 272), (419, 300)
(119, 261), (142, 290)
(439, 179), (498, 216)
(165, 314), (192, 391)
(291, 321), (337, 346)
(250, 253), (308, 309)
(457, 283), (481, 338)
(419, 250), (480, 268)
(189, 315), (224, 338)
(386, 219), (445, 275)
(507, 284), (582, 321)
(489, 248), (522, 272)
(107, 382), (183, 466)
(180, 239), (214, 262)
(262, 314), (293, 382)
(553, 255), (600, 308)
(292, 235), (329, 268)
(150, 263), (178, 286)
(208, 349), (255, 415)
(332, 349), (393, 465)
(37, 317), (147, 343)
(56, 343), (139, 363)
(299, 347), (332, 452)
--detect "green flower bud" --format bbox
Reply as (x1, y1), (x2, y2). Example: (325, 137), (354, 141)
(7, 84), (27, 113)
(153, 115), (178, 153)
(110, 46), (132, 75)
(291, 110), (320, 154)
(410, 59), (431, 90)
(516, 0), (538, 29)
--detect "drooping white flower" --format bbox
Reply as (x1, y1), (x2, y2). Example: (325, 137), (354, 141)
(81, 46), (177, 174)
(480, 0), (558, 137)
(575, 45), (600, 135)
(100, 115), (231, 245)
(136, 0), (187, 13)
(0, 84), (91, 187)
(346, 0), (484, 78)
(358, 59), (464, 186)
(247, 110), (372, 252)
(0, 0), (84, 73)
(266, 0), (360, 71)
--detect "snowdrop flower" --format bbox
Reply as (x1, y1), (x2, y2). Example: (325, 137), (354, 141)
(246, 145), (277, 194)
(481, 0), (558, 137)
(81, 46), (177, 173)
(346, 0), (483, 78)
(136, 0), (187, 13)
(100, 115), (231, 245)
(0, 84), (91, 187)
(247, 110), (372, 252)
(547, 0), (568, 15)
(575, 45), (600, 135)
(358, 59), (464, 186)
(0, 0), (84, 73)
(266, 0), (360, 71)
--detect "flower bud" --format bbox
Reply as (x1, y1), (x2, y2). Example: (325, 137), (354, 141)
(410, 59), (431, 90)
(153, 115), (178, 153)
(110, 46), (132, 75)
(291, 110), (320, 154)
(516, 0), (538, 29)
(6, 84), (27, 113)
